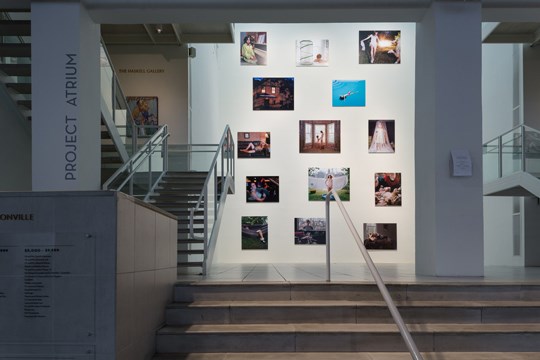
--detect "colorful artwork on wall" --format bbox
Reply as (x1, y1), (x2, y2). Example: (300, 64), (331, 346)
(363, 223), (397, 250)
(241, 216), (268, 250)
(368, 120), (395, 153)
(299, 120), (340, 154)
(253, 77), (294, 110)
(331, 80), (365, 107)
(295, 39), (329, 66)
(359, 30), (401, 64)
(126, 96), (158, 136)
(374, 172), (401, 206)
(240, 32), (267, 66)
(294, 218), (326, 245)
(308, 167), (350, 202)
(246, 176), (280, 203)
(238, 132), (271, 158)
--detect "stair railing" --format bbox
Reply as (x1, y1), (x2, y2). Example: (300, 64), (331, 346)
(189, 125), (235, 276)
(483, 124), (540, 183)
(325, 189), (423, 360)
(102, 124), (169, 200)
(99, 40), (142, 159)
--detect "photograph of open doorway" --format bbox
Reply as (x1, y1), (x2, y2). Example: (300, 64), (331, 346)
(299, 120), (340, 154)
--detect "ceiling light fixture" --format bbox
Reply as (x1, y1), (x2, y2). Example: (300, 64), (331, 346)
(155, 24), (163, 34)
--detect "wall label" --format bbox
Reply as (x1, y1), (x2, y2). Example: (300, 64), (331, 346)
(64, 53), (78, 181)
(0, 213), (34, 221)
(118, 68), (165, 74)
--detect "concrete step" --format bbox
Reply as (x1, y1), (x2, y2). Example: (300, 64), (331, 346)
(165, 300), (540, 326)
(155, 323), (540, 353)
(152, 352), (540, 360)
(172, 283), (540, 302)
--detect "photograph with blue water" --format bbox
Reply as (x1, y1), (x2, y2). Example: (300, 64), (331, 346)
(332, 80), (366, 107)
(241, 216), (268, 250)
(246, 176), (279, 203)
(308, 167), (350, 202)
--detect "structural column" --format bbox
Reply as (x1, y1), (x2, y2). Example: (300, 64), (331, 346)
(415, 1), (484, 276)
(31, 1), (101, 190)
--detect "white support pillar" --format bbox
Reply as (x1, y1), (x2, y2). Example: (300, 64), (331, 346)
(415, 1), (484, 276)
(31, 1), (101, 190)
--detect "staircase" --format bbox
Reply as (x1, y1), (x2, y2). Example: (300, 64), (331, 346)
(152, 282), (540, 359)
(149, 171), (209, 272)
(100, 120), (126, 185)
(0, 12), (32, 123)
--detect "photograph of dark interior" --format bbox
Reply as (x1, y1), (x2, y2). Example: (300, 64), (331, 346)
(253, 77), (294, 111)
(363, 223), (397, 250)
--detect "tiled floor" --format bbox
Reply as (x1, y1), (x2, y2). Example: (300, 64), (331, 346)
(178, 263), (540, 284)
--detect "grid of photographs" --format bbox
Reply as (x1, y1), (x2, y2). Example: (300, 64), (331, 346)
(240, 29), (403, 252)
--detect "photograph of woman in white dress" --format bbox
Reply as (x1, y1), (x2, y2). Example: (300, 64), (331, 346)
(368, 120), (395, 153)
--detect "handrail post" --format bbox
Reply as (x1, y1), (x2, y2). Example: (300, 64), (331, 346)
(521, 125), (526, 172)
(325, 191), (331, 282)
(148, 144), (152, 193)
(498, 135), (503, 178)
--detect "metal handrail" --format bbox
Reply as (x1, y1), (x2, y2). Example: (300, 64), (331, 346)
(483, 124), (540, 180)
(100, 39), (145, 156)
(102, 124), (169, 198)
(189, 125), (235, 276)
(325, 189), (423, 360)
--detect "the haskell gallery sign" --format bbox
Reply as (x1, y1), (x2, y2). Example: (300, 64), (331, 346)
(118, 68), (165, 74)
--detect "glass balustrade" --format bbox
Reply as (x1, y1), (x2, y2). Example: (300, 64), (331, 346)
(483, 125), (540, 182)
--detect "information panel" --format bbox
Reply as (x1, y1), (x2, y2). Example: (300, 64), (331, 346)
(0, 232), (96, 344)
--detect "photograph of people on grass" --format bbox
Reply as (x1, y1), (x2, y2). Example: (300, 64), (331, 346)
(241, 216), (268, 250)
(308, 167), (350, 202)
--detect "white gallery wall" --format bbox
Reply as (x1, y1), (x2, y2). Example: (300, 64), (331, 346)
(108, 45), (189, 145)
(191, 23), (416, 264)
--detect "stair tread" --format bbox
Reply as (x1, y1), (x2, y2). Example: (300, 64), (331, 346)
(178, 262), (204, 267)
(157, 323), (540, 334)
(166, 300), (540, 308)
(152, 352), (540, 360)
(0, 63), (31, 76)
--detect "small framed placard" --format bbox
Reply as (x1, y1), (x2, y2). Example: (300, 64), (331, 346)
(451, 149), (472, 177)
